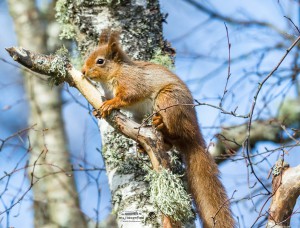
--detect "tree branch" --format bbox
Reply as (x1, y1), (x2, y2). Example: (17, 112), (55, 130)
(267, 163), (300, 227)
(211, 119), (282, 163)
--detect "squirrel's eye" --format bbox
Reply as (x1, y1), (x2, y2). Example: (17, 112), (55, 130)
(96, 58), (105, 65)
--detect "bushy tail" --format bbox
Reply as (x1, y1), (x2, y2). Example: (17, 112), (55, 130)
(181, 143), (235, 228)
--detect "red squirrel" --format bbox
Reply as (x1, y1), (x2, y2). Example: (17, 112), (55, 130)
(81, 30), (235, 228)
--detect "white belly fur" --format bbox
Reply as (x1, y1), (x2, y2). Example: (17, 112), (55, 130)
(122, 97), (154, 122)
(98, 81), (114, 99)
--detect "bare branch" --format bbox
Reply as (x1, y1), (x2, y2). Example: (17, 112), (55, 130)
(184, 0), (289, 37)
(219, 22), (231, 108)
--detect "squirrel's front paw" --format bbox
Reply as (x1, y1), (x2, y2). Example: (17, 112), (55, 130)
(92, 109), (102, 118)
(100, 100), (116, 118)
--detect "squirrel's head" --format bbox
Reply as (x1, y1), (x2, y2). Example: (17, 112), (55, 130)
(81, 30), (132, 81)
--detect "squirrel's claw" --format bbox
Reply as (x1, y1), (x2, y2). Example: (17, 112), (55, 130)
(100, 100), (115, 118)
(92, 101), (114, 119)
(92, 109), (102, 118)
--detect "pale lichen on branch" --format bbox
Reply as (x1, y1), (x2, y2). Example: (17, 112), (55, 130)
(6, 47), (70, 85)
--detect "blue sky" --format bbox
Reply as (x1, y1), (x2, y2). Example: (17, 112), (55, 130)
(0, 0), (300, 227)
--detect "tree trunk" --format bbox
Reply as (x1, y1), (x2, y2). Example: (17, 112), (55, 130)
(58, 0), (167, 227)
(8, 0), (87, 227)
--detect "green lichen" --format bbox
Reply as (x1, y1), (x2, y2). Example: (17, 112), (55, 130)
(59, 24), (76, 40)
(101, 131), (134, 169)
(55, 45), (69, 56)
(272, 159), (289, 176)
(150, 49), (174, 70)
(46, 47), (69, 86)
(168, 151), (185, 175)
(144, 167), (194, 222)
(55, 0), (76, 40)
(100, 127), (152, 184)
(118, 156), (147, 176)
(55, 0), (70, 24)
(102, 125), (192, 222)
(101, 129), (152, 177)
(49, 56), (67, 76)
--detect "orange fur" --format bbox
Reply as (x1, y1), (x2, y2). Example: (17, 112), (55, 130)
(82, 30), (235, 227)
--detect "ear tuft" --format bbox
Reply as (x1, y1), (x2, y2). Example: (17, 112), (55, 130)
(108, 31), (120, 45)
(98, 29), (111, 46)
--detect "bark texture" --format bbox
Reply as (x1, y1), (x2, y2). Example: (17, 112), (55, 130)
(8, 0), (86, 227)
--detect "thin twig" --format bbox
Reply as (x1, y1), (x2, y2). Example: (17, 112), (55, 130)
(219, 22), (231, 107)
(284, 16), (300, 34)
(246, 35), (300, 193)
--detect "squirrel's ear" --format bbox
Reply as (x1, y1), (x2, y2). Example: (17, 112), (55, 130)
(98, 29), (110, 46)
(107, 41), (121, 61)
(107, 31), (131, 63)
(108, 31), (120, 46)
(107, 32), (122, 59)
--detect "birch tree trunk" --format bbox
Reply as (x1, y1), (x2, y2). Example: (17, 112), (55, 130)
(56, 0), (166, 227)
(8, 1), (86, 227)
